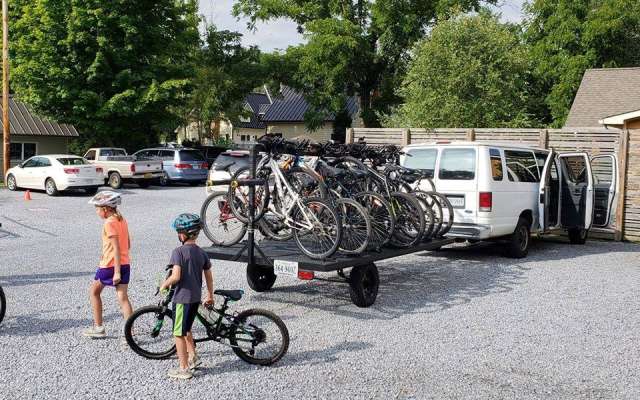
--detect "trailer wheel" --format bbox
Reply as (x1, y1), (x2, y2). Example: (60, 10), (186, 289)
(246, 263), (276, 292)
(349, 263), (379, 307)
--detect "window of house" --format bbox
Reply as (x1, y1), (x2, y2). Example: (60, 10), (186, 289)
(490, 148), (503, 181)
(505, 150), (539, 182)
(438, 148), (476, 180)
(9, 142), (37, 160)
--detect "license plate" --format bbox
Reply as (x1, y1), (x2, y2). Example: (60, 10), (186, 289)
(144, 173), (152, 179)
(447, 195), (465, 208)
(274, 260), (298, 276)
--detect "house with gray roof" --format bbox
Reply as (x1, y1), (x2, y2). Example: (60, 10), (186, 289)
(1, 95), (79, 177)
(565, 67), (640, 129)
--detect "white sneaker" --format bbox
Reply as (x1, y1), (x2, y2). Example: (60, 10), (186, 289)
(188, 354), (202, 371)
(82, 326), (106, 338)
(168, 368), (193, 380)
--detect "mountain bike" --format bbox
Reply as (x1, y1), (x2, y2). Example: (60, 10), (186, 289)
(124, 267), (289, 366)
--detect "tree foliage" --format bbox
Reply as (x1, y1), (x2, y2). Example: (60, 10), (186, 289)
(524, 0), (640, 126)
(10, 0), (201, 151)
(232, 0), (493, 128)
(385, 12), (534, 128)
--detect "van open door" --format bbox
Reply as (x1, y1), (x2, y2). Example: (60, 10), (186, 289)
(590, 155), (617, 227)
(538, 150), (555, 231)
(557, 153), (594, 243)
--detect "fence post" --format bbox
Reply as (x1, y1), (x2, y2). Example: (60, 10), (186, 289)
(466, 128), (476, 141)
(539, 129), (549, 148)
(402, 128), (411, 146)
(614, 128), (630, 241)
(346, 127), (354, 144)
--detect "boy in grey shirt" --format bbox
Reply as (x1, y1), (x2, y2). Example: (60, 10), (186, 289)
(160, 213), (213, 379)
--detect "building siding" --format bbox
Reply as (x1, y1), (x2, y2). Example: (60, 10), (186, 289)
(1, 135), (70, 177)
(266, 122), (333, 142)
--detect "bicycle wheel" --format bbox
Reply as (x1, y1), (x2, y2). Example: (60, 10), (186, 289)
(412, 191), (436, 240)
(230, 308), (289, 366)
(388, 192), (425, 248)
(228, 166), (271, 224)
(257, 211), (294, 241)
(292, 198), (342, 259)
(335, 198), (371, 255)
(352, 192), (395, 250)
(425, 192), (454, 236)
(201, 191), (247, 246)
(0, 285), (5, 325)
(416, 191), (443, 237)
(333, 156), (367, 171)
(287, 166), (327, 199)
(124, 305), (176, 359)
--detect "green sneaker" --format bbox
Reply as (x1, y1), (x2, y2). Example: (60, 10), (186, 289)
(168, 368), (193, 380)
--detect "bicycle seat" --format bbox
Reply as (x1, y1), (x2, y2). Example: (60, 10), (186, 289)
(214, 289), (244, 301)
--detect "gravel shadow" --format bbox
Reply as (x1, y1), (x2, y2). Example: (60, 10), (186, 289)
(0, 271), (94, 287)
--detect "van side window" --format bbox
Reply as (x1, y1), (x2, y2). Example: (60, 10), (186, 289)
(489, 148), (503, 181)
(403, 148), (437, 178)
(438, 148), (475, 180)
(505, 150), (539, 182)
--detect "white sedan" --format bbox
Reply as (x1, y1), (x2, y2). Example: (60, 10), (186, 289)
(4, 154), (104, 196)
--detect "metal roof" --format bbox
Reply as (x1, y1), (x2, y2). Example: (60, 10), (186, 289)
(261, 86), (359, 123)
(236, 93), (271, 130)
(0, 96), (79, 137)
(565, 67), (640, 128)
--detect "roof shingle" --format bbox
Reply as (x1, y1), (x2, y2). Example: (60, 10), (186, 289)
(0, 96), (79, 137)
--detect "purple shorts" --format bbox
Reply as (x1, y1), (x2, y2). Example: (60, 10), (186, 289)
(94, 265), (131, 286)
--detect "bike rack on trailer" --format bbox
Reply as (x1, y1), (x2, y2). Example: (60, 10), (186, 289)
(203, 143), (454, 307)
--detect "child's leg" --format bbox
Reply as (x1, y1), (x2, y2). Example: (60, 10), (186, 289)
(115, 284), (133, 320)
(89, 280), (105, 326)
(175, 336), (189, 370)
(186, 331), (196, 357)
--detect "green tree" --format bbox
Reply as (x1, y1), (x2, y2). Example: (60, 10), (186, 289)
(232, 0), (493, 128)
(524, 0), (640, 126)
(185, 25), (266, 141)
(10, 0), (200, 151)
(385, 12), (534, 128)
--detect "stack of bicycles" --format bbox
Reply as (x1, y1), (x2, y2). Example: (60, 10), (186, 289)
(200, 136), (454, 260)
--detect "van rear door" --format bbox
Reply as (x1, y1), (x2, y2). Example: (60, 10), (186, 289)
(538, 150), (555, 231)
(433, 147), (478, 225)
(557, 153), (594, 230)
(590, 155), (617, 227)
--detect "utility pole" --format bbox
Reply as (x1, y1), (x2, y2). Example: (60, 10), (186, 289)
(2, 0), (9, 176)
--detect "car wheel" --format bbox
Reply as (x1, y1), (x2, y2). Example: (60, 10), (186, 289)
(45, 178), (59, 196)
(568, 228), (588, 244)
(158, 172), (170, 186)
(108, 172), (123, 189)
(505, 217), (530, 258)
(6, 174), (18, 191)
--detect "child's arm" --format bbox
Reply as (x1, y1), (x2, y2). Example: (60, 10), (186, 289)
(110, 235), (122, 285)
(203, 268), (214, 306)
(160, 265), (182, 291)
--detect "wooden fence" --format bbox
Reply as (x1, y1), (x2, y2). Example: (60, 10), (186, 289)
(347, 127), (640, 242)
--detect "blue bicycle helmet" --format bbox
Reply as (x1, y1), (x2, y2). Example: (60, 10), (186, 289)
(172, 213), (202, 235)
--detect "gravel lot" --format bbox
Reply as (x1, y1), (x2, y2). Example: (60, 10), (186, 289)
(0, 185), (639, 399)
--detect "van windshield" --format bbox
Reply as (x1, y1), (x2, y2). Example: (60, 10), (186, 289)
(438, 148), (476, 180)
(403, 148), (437, 178)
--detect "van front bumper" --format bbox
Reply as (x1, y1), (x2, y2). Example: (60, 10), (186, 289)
(446, 223), (492, 240)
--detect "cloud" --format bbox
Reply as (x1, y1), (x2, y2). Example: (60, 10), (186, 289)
(198, 0), (526, 51)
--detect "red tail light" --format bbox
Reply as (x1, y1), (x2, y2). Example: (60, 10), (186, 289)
(202, 162), (209, 169)
(130, 164), (136, 173)
(64, 168), (80, 174)
(95, 167), (103, 174)
(479, 192), (492, 212)
(175, 163), (192, 169)
(298, 270), (315, 280)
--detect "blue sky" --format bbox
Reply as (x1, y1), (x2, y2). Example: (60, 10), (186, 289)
(198, 0), (527, 51)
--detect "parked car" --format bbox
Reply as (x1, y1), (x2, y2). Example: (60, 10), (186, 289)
(4, 155), (104, 196)
(207, 150), (251, 193)
(133, 147), (208, 186)
(195, 145), (228, 167)
(83, 148), (163, 189)
(400, 141), (618, 257)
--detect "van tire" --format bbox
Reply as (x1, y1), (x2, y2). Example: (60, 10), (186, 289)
(505, 217), (530, 258)
(568, 228), (588, 244)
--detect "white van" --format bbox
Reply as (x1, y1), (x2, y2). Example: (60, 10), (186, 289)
(400, 141), (618, 258)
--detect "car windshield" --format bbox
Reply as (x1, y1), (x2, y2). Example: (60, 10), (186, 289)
(179, 150), (205, 161)
(57, 157), (88, 165)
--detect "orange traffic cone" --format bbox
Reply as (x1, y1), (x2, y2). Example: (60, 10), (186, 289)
(24, 190), (32, 201)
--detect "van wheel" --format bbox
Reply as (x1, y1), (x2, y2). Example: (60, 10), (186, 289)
(108, 172), (123, 189)
(568, 228), (588, 244)
(505, 217), (530, 258)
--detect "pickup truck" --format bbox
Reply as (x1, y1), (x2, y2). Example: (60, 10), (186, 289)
(83, 148), (163, 189)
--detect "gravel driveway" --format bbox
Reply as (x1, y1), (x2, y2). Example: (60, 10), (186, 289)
(0, 186), (639, 399)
